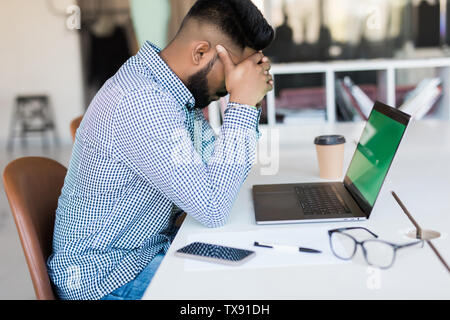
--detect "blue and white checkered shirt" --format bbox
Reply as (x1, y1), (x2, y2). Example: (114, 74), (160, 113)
(47, 41), (261, 300)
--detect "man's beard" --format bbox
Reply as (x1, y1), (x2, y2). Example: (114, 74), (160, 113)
(186, 55), (218, 110)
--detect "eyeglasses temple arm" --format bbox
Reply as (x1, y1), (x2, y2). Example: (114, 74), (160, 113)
(396, 240), (424, 250)
(331, 226), (378, 238)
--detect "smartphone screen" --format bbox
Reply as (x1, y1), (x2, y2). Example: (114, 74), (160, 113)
(175, 242), (255, 265)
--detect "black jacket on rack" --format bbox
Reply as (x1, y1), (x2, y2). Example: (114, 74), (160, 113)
(88, 25), (131, 88)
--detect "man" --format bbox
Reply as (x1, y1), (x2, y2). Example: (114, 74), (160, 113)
(47, 0), (274, 300)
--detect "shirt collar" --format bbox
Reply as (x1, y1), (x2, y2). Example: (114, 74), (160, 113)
(137, 41), (195, 110)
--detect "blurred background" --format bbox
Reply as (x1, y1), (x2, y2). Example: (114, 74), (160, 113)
(0, 0), (449, 299)
(2, 0), (449, 142)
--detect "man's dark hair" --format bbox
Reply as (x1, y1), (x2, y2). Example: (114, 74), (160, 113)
(180, 0), (275, 51)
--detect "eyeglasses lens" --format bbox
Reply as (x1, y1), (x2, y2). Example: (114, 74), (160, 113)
(330, 232), (356, 260)
(362, 240), (395, 268)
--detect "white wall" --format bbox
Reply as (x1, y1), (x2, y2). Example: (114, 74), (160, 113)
(0, 0), (84, 145)
(131, 0), (170, 48)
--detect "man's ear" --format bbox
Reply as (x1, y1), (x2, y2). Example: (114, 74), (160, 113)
(191, 41), (211, 66)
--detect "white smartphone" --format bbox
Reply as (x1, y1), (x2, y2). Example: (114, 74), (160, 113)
(174, 242), (256, 266)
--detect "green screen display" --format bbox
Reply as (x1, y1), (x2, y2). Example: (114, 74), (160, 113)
(346, 109), (406, 206)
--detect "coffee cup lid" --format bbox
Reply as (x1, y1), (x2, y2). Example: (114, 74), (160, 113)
(314, 135), (346, 145)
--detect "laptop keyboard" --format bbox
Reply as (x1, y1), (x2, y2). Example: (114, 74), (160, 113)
(295, 185), (351, 215)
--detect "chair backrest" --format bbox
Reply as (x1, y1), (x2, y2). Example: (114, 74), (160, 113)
(70, 115), (83, 142)
(3, 157), (67, 300)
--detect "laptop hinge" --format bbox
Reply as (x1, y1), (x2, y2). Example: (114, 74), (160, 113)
(343, 182), (369, 218)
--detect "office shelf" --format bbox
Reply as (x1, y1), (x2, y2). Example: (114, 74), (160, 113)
(264, 57), (450, 126)
(205, 57), (450, 130)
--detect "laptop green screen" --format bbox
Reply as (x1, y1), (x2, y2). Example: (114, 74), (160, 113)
(345, 108), (407, 207)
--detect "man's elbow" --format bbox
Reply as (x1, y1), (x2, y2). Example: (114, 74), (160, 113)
(201, 205), (230, 228)
(203, 217), (227, 228)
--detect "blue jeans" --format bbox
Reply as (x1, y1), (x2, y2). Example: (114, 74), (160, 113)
(100, 252), (165, 300)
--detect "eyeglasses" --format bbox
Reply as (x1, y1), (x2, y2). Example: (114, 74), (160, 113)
(328, 227), (424, 269)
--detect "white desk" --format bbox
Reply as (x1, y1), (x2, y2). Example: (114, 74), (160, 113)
(143, 121), (450, 300)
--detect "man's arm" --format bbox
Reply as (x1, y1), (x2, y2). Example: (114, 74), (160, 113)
(193, 103), (262, 165)
(192, 108), (217, 164)
(113, 89), (260, 228)
(114, 48), (271, 228)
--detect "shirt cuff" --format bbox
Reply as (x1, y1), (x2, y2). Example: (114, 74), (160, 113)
(223, 102), (261, 133)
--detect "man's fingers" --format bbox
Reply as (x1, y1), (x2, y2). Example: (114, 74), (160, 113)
(248, 51), (265, 64)
(260, 56), (270, 63)
(216, 45), (235, 73)
(259, 62), (271, 73)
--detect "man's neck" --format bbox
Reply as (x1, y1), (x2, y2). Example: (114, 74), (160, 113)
(158, 43), (189, 86)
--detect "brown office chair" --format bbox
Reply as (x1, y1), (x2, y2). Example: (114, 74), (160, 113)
(70, 115), (83, 142)
(3, 157), (67, 300)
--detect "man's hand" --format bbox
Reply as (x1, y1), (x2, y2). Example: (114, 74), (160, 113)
(216, 45), (273, 107)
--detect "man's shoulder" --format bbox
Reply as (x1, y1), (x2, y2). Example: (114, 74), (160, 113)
(113, 80), (183, 126)
(114, 58), (175, 104)
(118, 85), (178, 112)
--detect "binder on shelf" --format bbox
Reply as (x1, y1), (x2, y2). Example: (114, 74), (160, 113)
(270, 76), (441, 125)
(399, 78), (442, 120)
(338, 77), (368, 120)
(335, 79), (362, 121)
(336, 76), (441, 122)
(343, 76), (373, 120)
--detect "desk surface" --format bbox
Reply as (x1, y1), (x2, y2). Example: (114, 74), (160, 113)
(143, 120), (450, 299)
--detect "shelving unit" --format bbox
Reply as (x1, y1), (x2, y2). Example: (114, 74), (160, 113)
(205, 57), (450, 131)
(264, 57), (450, 126)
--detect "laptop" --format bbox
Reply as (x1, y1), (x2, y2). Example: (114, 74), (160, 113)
(252, 101), (411, 224)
